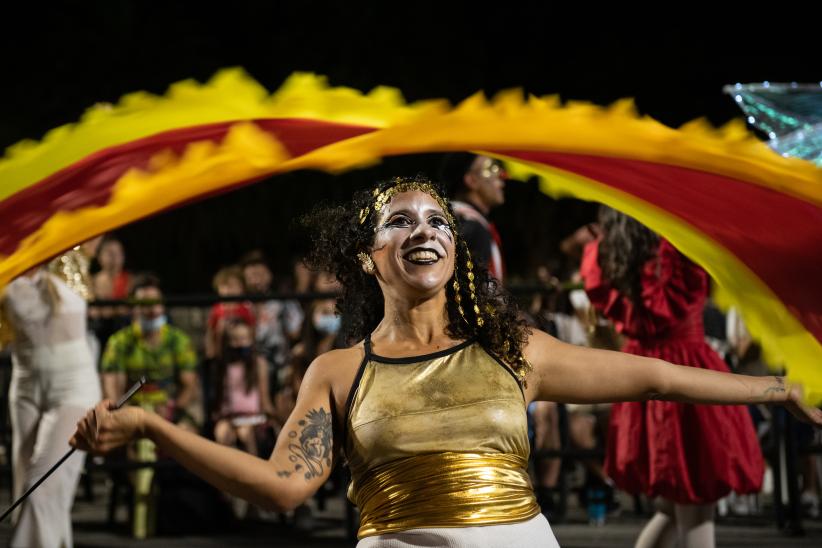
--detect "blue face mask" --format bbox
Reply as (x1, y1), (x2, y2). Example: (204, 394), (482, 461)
(140, 314), (167, 333)
(314, 314), (341, 335)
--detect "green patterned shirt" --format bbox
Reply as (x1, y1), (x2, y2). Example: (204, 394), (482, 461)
(101, 323), (197, 405)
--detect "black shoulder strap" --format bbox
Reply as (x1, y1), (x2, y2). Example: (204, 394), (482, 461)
(341, 342), (371, 459)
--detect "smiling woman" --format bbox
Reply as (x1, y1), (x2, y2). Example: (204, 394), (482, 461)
(71, 175), (822, 548)
(299, 175), (533, 384)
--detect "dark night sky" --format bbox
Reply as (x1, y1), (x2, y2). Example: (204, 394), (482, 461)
(2, 3), (818, 291)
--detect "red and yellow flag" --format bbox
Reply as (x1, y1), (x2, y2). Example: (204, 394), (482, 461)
(1, 69), (820, 401)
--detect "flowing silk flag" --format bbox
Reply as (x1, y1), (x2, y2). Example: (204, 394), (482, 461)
(1, 69), (820, 401)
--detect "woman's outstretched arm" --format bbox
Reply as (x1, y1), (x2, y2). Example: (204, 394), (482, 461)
(72, 350), (346, 512)
(524, 329), (822, 425)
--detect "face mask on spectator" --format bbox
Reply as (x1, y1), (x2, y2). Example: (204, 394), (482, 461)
(140, 314), (167, 333)
(569, 289), (591, 313)
(225, 345), (254, 362)
(314, 314), (341, 335)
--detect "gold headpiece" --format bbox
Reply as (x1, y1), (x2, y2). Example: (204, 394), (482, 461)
(358, 178), (455, 229)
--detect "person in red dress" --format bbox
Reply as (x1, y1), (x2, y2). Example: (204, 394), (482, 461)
(581, 207), (764, 548)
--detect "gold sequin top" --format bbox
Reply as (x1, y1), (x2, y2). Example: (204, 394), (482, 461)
(1, 248), (93, 347)
(48, 247), (94, 301)
(344, 335), (539, 538)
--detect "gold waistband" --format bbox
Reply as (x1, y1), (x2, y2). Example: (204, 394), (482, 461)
(350, 452), (540, 539)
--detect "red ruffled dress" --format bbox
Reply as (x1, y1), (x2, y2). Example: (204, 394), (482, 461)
(581, 239), (764, 504)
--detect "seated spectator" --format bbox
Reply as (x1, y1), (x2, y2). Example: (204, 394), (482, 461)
(100, 274), (201, 538)
(212, 319), (276, 456)
(205, 266), (255, 359)
(239, 251), (303, 382)
(101, 274), (201, 428)
(290, 272), (343, 362)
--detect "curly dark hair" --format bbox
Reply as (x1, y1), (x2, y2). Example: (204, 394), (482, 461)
(597, 206), (660, 302)
(299, 174), (531, 380)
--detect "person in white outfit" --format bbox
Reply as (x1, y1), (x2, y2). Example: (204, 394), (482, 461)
(0, 265), (101, 548)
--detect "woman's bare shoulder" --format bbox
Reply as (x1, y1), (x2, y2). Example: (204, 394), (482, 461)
(307, 344), (366, 379)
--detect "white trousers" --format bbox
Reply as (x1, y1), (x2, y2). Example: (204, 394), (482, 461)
(9, 339), (101, 548)
(357, 513), (561, 548)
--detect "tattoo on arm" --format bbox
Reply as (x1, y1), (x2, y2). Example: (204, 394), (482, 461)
(763, 376), (786, 399)
(275, 408), (333, 481)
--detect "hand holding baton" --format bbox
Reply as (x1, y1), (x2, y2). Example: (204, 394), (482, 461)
(0, 376), (147, 522)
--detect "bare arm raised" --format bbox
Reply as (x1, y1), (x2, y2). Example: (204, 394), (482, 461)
(72, 348), (358, 512)
(524, 329), (822, 426)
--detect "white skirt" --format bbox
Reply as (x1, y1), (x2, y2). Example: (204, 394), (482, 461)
(356, 513), (560, 548)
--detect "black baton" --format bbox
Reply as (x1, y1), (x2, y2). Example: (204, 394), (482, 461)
(0, 376), (147, 522)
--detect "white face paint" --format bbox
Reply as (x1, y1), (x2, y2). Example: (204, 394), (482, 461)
(370, 191), (457, 296)
(375, 203), (454, 241)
